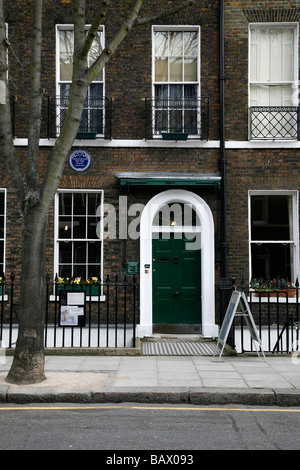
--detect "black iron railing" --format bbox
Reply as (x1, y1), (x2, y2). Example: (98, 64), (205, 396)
(10, 95), (113, 140)
(144, 97), (210, 140)
(249, 106), (299, 140)
(0, 274), (138, 349)
(56, 95), (112, 139)
(221, 277), (300, 354)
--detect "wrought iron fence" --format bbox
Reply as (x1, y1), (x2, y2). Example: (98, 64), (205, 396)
(55, 95), (112, 138)
(11, 95), (113, 140)
(249, 106), (299, 140)
(0, 274), (138, 349)
(228, 277), (300, 354)
(144, 97), (210, 140)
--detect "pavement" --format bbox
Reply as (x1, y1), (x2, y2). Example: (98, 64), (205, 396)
(0, 353), (299, 406)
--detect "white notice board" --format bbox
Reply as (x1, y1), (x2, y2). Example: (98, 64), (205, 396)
(216, 291), (265, 361)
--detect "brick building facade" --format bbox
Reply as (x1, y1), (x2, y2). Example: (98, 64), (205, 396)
(1, 0), (300, 341)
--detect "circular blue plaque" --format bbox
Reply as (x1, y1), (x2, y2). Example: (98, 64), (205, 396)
(68, 150), (91, 172)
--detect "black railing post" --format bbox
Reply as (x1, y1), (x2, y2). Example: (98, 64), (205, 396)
(132, 274), (137, 348)
(115, 275), (118, 347)
(106, 275), (110, 347)
(45, 273), (50, 347)
(218, 275), (235, 348)
(0, 274), (4, 342)
(9, 273), (15, 348)
(123, 275), (127, 347)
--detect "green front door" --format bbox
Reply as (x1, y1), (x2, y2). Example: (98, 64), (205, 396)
(152, 233), (201, 331)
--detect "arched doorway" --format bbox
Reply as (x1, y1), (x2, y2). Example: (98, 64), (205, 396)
(138, 190), (218, 338)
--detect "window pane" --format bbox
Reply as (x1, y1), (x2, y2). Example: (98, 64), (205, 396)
(74, 241), (86, 264)
(169, 31), (182, 57)
(251, 243), (292, 280)
(251, 195), (291, 241)
(154, 31), (168, 56)
(88, 241), (101, 264)
(88, 193), (101, 216)
(87, 217), (99, 239)
(184, 58), (197, 81)
(155, 57), (168, 82)
(250, 26), (295, 105)
(0, 194), (4, 214)
(88, 265), (101, 278)
(59, 217), (72, 239)
(73, 217), (86, 238)
(88, 33), (103, 68)
(170, 57), (183, 82)
(73, 193), (86, 215)
(59, 242), (72, 263)
(184, 31), (198, 57)
(0, 241), (4, 267)
(59, 265), (72, 279)
(73, 265), (86, 279)
(0, 216), (4, 239)
(59, 30), (74, 81)
(59, 193), (72, 215)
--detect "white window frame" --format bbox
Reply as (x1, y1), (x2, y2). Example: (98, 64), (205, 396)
(53, 189), (104, 298)
(248, 22), (299, 140)
(55, 24), (105, 137)
(248, 190), (299, 285)
(152, 25), (201, 138)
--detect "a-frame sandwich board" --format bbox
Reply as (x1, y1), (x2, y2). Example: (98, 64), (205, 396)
(215, 290), (266, 362)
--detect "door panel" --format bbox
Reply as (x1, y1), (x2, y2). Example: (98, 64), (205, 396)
(152, 233), (201, 325)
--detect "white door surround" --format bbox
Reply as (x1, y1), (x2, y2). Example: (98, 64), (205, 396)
(137, 189), (218, 338)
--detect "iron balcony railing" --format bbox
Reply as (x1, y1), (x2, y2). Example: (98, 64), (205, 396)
(56, 95), (112, 139)
(144, 97), (210, 140)
(249, 106), (299, 140)
(11, 95), (112, 140)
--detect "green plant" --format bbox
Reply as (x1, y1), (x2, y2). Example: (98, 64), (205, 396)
(251, 278), (295, 292)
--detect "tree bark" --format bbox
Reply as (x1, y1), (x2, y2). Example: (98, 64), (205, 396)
(6, 204), (48, 384)
(2, 0), (197, 384)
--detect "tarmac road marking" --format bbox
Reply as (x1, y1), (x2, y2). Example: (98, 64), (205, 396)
(0, 405), (299, 413)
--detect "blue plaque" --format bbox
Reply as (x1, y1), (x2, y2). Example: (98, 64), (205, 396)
(68, 150), (91, 172)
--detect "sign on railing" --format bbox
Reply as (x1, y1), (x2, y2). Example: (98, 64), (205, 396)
(216, 290), (265, 361)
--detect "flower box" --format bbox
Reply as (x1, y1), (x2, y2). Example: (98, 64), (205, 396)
(76, 132), (97, 140)
(161, 132), (189, 141)
(255, 289), (296, 298)
(56, 284), (100, 296)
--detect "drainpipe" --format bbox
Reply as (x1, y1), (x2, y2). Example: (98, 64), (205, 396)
(218, 0), (234, 346)
(220, 0), (227, 279)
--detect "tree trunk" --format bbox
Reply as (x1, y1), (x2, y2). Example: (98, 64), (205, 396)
(5, 205), (48, 384)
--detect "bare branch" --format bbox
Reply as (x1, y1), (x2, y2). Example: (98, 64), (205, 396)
(133, 0), (195, 27)
(88, 0), (144, 83)
(81, 0), (111, 59)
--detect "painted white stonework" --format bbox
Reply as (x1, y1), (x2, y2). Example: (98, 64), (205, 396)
(138, 189), (218, 339)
